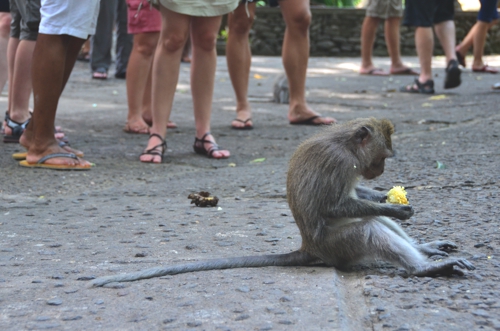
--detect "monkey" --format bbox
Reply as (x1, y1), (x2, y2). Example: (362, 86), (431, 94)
(91, 118), (474, 287)
(273, 73), (289, 104)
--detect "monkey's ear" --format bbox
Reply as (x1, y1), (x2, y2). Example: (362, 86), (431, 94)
(354, 126), (372, 147)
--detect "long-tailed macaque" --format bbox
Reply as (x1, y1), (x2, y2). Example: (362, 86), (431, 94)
(91, 118), (474, 287)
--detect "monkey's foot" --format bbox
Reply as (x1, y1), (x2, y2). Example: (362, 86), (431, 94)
(414, 258), (475, 277)
(418, 241), (457, 257)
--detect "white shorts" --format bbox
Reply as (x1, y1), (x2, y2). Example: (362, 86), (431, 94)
(39, 0), (100, 39)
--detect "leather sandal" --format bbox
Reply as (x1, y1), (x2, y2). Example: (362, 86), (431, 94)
(399, 78), (435, 94)
(3, 111), (30, 143)
(193, 132), (229, 159)
(140, 133), (166, 163)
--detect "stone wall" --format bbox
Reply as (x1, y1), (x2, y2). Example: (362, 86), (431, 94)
(218, 7), (500, 57)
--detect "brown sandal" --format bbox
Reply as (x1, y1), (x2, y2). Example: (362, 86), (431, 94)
(140, 133), (166, 163)
(193, 132), (229, 159)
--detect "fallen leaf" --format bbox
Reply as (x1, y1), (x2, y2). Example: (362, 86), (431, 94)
(253, 74), (264, 79)
(251, 158), (266, 163)
(228, 163), (236, 167)
(421, 103), (433, 107)
(429, 94), (447, 100)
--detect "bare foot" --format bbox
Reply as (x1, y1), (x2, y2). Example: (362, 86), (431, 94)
(288, 104), (336, 125)
(19, 131), (83, 157)
(389, 66), (419, 75)
(124, 118), (150, 134)
(24, 141), (92, 168)
(142, 116), (177, 129)
(359, 66), (389, 76)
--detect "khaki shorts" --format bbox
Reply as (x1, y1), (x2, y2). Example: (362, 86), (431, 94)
(366, 0), (403, 19)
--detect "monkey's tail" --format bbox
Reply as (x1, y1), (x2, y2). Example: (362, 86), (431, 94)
(91, 250), (316, 287)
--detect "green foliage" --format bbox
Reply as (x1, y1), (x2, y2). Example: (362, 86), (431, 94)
(312, 0), (362, 7)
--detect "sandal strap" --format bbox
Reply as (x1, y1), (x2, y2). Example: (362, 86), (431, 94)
(194, 132), (221, 157)
(5, 112), (30, 130)
(142, 133), (166, 155)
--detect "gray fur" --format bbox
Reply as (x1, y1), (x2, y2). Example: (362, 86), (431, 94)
(91, 118), (474, 287)
(273, 73), (289, 104)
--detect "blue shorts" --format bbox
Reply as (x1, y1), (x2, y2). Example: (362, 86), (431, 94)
(478, 0), (499, 23)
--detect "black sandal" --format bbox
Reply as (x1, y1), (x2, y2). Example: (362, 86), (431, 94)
(399, 78), (435, 94)
(3, 111), (30, 143)
(193, 132), (229, 159)
(231, 118), (253, 130)
(140, 133), (166, 163)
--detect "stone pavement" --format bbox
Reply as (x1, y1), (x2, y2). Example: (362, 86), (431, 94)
(0, 55), (499, 330)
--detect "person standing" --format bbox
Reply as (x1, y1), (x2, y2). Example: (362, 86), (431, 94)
(455, 0), (499, 74)
(399, 0), (461, 94)
(123, 0), (177, 134)
(225, 0), (336, 130)
(139, 0), (238, 163)
(18, 0), (100, 170)
(359, 0), (418, 76)
(90, 0), (132, 79)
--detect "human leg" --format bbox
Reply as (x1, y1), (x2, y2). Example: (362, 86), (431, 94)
(360, 16), (387, 75)
(8, 40), (35, 123)
(471, 20), (497, 70)
(434, 19), (461, 88)
(20, 34), (91, 168)
(114, 0), (133, 78)
(140, 7), (189, 163)
(0, 12), (10, 93)
(385, 17), (417, 74)
(124, 32), (158, 134)
(90, 0), (116, 78)
(226, 2), (255, 129)
(400, 27), (434, 93)
(279, 0), (336, 125)
(190, 15), (229, 159)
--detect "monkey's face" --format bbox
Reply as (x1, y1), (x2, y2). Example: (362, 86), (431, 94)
(362, 157), (386, 179)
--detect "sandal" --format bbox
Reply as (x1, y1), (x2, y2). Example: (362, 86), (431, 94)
(3, 111), (30, 143)
(140, 133), (166, 163)
(92, 68), (108, 80)
(193, 132), (229, 159)
(399, 78), (435, 94)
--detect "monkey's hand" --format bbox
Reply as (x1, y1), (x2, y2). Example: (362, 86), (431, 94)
(387, 204), (414, 220)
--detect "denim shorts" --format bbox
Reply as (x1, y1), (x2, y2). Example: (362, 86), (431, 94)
(477, 0), (499, 23)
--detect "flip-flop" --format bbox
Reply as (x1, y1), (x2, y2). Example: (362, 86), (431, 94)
(472, 65), (498, 74)
(19, 153), (92, 170)
(360, 68), (389, 76)
(12, 141), (84, 160)
(231, 118), (253, 130)
(390, 68), (419, 75)
(289, 115), (334, 126)
(455, 50), (466, 67)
